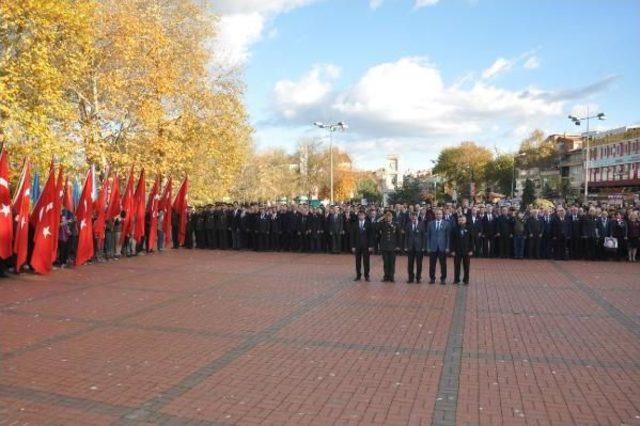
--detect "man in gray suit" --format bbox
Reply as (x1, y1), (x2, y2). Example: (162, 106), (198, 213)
(426, 208), (451, 284)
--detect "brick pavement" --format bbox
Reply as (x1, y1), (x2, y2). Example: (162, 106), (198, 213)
(1, 250), (639, 425)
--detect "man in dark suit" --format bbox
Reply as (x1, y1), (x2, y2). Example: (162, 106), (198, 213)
(525, 208), (543, 259)
(580, 207), (598, 260)
(328, 206), (343, 254)
(540, 208), (553, 259)
(568, 206), (582, 259)
(496, 206), (513, 258)
(468, 206), (483, 257)
(552, 207), (571, 260)
(351, 209), (375, 281)
(405, 212), (426, 283)
(481, 205), (497, 258)
(451, 215), (473, 285)
(426, 208), (451, 285)
(597, 210), (612, 260)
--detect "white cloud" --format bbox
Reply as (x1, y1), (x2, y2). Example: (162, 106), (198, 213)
(414, 0), (440, 9)
(209, 0), (321, 68)
(523, 55), (540, 70)
(482, 57), (513, 79)
(273, 64), (341, 119)
(212, 13), (265, 67)
(269, 56), (615, 169)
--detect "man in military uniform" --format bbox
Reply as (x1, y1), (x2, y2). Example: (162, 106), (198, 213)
(379, 212), (398, 282)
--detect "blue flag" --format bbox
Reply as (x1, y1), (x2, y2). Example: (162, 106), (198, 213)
(31, 172), (40, 205)
(72, 177), (81, 207)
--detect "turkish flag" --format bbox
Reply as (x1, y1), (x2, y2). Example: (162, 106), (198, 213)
(51, 166), (64, 264)
(105, 175), (120, 221)
(0, 147), (13, 260)
(63, 176), (74, 213)
(12, 160), (31, 272)
(93, 175), (108, 240)
(31, 163), (57, 274)
(133, 169), (146, 243)
(120, 169), (134, 245)
(75, 168), (94, 266)
(159, 177), (172, 245)
(173, 176), (188, 246)
(146, 177), (159, 251)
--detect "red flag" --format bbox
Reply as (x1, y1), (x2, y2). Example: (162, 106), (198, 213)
(0, 147), (13, 259)
(75, 168), (94, 266)
(30, 160), (54, 226)
(105, 175), (120, 221)
(12, 160), (31, 271)
(160, 177), (172, 245)
(120, 169), (134, 245)
(133, 169), (146, 243)
(51, 166), (64, 264)
(63, 177), (74, 213)
(93, 175), (108, 240)
(31, 163), (57, 274)
(173, 176), (188, 246)
(146, 177), (159, 251)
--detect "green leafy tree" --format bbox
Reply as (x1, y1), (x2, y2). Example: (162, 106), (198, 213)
(518, 129), (556, 168)
(485, 154), (515, 196)
(522, 178), (536, 209)
(432, 141), (492, 196)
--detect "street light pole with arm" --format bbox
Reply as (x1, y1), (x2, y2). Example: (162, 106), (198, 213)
(313, 121), (348, 204)
(568, 109), (606, 204)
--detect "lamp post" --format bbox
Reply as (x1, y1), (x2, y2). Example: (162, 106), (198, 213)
(313, 121), (348, 204)
(568, 109), (606, 204)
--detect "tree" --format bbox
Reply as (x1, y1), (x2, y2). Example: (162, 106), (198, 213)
(387, 179), (423, 205)
(485, 154), (515, 196)
(518, 129), (556, 168)
(432, 142), (492, 197)
(0, 0), (94, 174)
(355, 176), (381, 203)
(522, 178), (536, 209)
(1, 0), (252, 203)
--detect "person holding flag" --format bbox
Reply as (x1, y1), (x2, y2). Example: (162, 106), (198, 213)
(173, 176), (188, 248)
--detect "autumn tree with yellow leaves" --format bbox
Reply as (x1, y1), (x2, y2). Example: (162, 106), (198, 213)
(0, 0), (251, 203)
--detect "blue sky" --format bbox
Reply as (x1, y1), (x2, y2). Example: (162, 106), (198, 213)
(211, 0), (640, 172)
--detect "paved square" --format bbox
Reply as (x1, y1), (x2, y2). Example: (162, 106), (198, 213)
(1, 251), (639, 425)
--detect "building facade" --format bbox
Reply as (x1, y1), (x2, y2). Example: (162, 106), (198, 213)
(586, 126), (640, 193)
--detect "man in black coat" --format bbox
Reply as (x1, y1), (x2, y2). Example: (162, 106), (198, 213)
(404, 212), (426, 283)
(468, 206), (483, 257)
(552, 207), (571, 260)
(496, 206), (513, 258)
(525, 208), (543, 259)
(351, 209), (375, 281)
(481, 205), (497, 258)
(568, 206), (582, 259)
(451, 215), (473, 285)
(580, 207), (598, 260)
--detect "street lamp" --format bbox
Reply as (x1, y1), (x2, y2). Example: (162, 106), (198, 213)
(313, 121), (348, 204)
(568, 109), (606, 203)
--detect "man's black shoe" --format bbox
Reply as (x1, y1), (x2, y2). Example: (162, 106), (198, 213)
(416, 279), (421, 284)
(453, 281), (460, 285)
(440, 279), (446, 285)
(354, 276), (361, 281)
(463, 281), (469, 285)
(365, 276), (370, 282)
(429, 280), (435, 284)
(406, 278), (413, 284)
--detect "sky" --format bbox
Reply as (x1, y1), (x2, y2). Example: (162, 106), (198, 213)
(209, 0), (640, 173)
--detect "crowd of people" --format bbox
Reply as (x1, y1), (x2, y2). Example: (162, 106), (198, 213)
(10, 198), (639, 282)
(181, 200), (640, 262)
